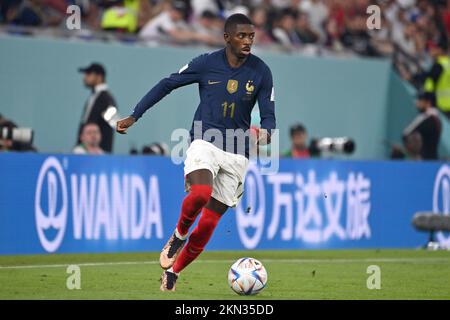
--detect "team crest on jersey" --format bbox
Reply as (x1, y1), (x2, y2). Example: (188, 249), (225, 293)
(227, 79), (238, 94)
(245, 80), (255, 95)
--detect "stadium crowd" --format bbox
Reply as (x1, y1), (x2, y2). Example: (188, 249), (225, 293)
(0, 1), (447, 54)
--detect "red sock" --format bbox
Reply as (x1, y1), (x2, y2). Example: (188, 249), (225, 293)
(173, 208), (222, 273)
(176, 184), (212, 237)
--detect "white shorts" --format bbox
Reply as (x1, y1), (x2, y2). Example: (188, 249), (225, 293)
(184, 139), (249, 207)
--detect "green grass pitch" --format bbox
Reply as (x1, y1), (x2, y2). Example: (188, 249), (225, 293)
(0, 250), (449, 299)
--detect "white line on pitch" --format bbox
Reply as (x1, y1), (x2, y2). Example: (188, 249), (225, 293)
(1, 257), (450, 270)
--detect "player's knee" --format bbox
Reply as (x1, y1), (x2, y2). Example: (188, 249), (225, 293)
(189, 184), (212, 207)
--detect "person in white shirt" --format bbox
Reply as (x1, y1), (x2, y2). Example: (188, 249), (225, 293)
(191, 0), (220, 18)
(73, 123), (105, 155)
(299, 0), (328, 41)
(139, 0), (215, 45)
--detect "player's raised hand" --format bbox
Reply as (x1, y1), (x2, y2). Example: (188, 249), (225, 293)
(116, 116), (136, 134)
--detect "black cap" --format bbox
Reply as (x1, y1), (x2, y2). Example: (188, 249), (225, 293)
(417, 90), (435, 103)
(78, 63), (106, 77)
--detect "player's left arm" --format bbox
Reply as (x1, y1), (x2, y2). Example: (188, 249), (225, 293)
(256, 66), (276, 145)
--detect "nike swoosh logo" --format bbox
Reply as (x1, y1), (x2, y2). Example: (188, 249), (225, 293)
(208, 80), (221, 85)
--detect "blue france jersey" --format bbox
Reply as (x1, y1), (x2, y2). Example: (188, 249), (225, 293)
(131, 48), (276, 158)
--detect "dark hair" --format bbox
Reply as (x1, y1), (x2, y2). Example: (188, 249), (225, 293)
(201, 10), (217, 20)
(417, 91), (435, 104)
(81, 122), (100, 133)
(280, 8), (298, 19)
(290, 123), (306, 137)
(0, 119), (17, 130)
(224, 13), (253, 33)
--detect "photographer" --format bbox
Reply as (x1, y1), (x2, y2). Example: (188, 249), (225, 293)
(283, 123), (356, 159)
(129, 142), (169, 156)
(0, 114), (36, 152)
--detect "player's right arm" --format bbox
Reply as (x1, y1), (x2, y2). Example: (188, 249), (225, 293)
(256, 66), (276, 145)
(116, 54), (206, 134)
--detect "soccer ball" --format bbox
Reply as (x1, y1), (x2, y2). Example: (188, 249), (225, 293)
(228, 257), (267, 295)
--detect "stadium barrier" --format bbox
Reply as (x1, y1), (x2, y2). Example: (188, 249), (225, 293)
(0, 153), (449, 254)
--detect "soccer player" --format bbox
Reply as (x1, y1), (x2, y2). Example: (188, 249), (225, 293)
(116, 13), (276, 291)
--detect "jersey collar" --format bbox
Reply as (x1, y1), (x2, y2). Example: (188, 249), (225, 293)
(222, 48), (251, 71)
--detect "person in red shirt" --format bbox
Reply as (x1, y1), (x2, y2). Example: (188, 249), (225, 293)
(283, 123), (310, 158)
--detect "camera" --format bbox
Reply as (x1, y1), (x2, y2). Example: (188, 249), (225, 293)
(142, 142), (169, 156)
(130, 142), (169, 156)
(0, 125), (34, 146)
(309, 137), (355, 156)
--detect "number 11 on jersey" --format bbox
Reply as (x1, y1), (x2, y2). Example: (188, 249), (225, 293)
(222, 101), (235, 118)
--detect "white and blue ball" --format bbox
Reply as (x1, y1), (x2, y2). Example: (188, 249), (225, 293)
(228, 257), (267, 295)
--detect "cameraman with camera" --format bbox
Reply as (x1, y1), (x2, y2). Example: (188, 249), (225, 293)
(0, 114), (36, 152)
(283, 122), (355, 159)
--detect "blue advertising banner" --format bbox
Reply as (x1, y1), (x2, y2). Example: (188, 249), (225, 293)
(0, 153), (449, 254)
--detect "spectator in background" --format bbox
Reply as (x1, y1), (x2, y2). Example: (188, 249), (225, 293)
(99, 0), (155, 33)
(250, 6), (274, 46)
(402, 91), (442, 160)
(368, 12), (394, 56)
(298, 0), (328, 41)
(139, 0), (188, 41)
(324, 0), (346, 51)
(424, 39), (450, 119)
(139, 0), (216, 45)
(101, 0), (138, 33)
(283, 123), (310, 158)
(272, 8), (301, 50)
(341, 13), (376, 56)
(73, 123), (105, 155)
(77, 62), (117, 153)
(0, 0), (66, 27)
(296, 11), (319, 44)
(127, 0), (155, 31)
(442, 0), (450, 40)
(70, 0), (100, 31)
(392, 21), (418, 57)
(191, 0), (221, 18)
(191, 10), (224, 47)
